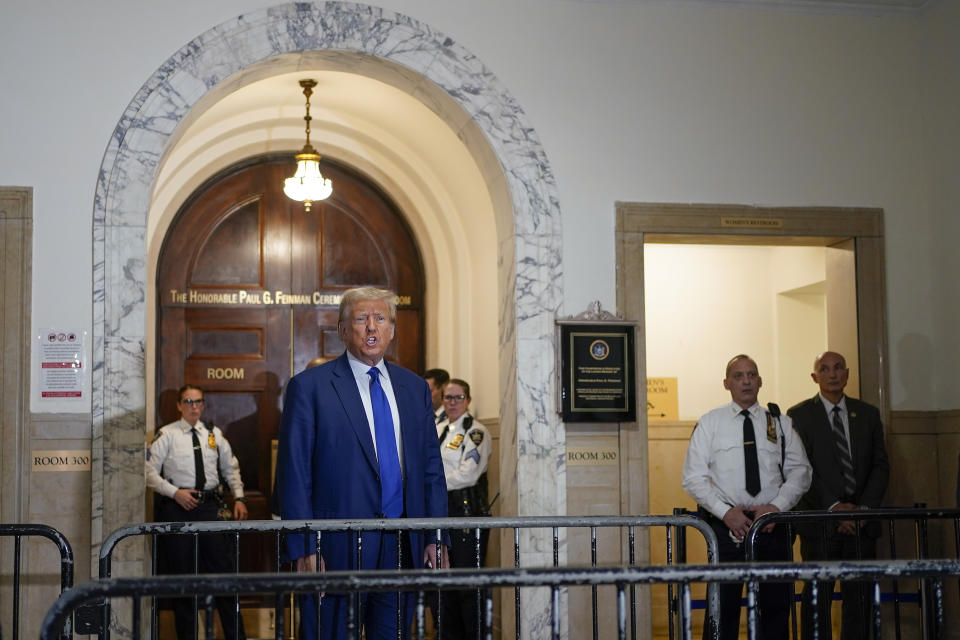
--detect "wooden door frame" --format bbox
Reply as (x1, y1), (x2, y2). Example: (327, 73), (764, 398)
(615, 202), (888, 522)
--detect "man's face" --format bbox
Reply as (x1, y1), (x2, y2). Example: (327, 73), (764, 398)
(442, 382), (470, 423)
(723, 358), (762, 408)
(177, 388), (204, 426)
(340, 299), (395, 366)
(426, 377), (443, 409)
(812, 352), (849, 396)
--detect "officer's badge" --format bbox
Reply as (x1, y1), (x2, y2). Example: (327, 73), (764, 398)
(469, 430), (484, 446)
(208, 433), (217, 449)
(765, 413), (777, 443)
(447, 434), (464, 449)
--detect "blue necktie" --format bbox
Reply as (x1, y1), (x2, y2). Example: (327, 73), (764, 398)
(368, 367), (403, 517)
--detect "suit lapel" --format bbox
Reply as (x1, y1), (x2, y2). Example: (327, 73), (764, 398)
(845, 396), (861, 465)
(331, 353), (380, 475)
(386, 362), (415, 475)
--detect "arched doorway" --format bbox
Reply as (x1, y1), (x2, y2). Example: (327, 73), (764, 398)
(157, 156), (425, 530)
(94, 3), (563, 633)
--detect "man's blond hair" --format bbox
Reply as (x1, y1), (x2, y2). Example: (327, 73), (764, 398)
(338, 287), (398, 325)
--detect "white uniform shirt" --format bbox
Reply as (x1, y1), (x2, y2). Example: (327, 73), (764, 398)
(682, 402), (811, 520)
(145, 418), (245, 500)
(438, 413), (491, 491)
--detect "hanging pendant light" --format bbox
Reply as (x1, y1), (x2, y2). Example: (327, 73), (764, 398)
(283, 79), (333, 211)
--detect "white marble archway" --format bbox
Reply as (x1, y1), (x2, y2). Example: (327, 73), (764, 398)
(91, 0), (564, 607)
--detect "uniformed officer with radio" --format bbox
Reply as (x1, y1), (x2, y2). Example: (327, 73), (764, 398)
(437, 378), (492, 638)
(682, 355), (811, 640)
(145, 384), (248, 640)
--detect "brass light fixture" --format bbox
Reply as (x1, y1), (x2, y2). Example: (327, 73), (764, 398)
(283, 79), (333, 211)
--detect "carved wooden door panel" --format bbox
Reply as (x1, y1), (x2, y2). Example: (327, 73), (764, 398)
(157, 157), (424, 570)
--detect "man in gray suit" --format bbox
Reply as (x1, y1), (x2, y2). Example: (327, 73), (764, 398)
(787, 351), (890, 640)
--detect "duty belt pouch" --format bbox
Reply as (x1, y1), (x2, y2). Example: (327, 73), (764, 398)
(215, 487), (232, 520)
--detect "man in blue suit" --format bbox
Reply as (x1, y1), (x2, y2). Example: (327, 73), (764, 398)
(276, 287), (449, 639)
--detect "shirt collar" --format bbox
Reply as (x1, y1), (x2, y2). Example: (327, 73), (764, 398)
(818, 393), (847, 414)
(450, 412), (472, 429)
(346, 350), (387, 379)
(729, 401), (762, 417)
(179, 418), (204, 433)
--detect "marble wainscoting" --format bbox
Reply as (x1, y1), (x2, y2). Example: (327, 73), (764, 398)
(92, 3), (563, 637)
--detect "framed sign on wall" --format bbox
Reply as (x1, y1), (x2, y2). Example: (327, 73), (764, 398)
(557, 303), (636, 423)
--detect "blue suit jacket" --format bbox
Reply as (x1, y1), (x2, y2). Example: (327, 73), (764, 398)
(277, 353), (448, 569)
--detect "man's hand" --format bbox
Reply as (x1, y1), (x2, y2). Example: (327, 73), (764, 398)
(423, 543), (449, 569)
(750, 504), (781, 533)
(295, 554), (325, 597)
(173, 489), (199, 510)
(721, 506), (754, 543)
(295, 554), (325, 573)
(831, 502), (859, 535)
(233, 500), (248, 521)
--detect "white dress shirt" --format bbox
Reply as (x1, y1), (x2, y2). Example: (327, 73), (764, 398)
(345, 351), (404, 469)
(682, 401), (811, 520)
(818, 393), (852, 457)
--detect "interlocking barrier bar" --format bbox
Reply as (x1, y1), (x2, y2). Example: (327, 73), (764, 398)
(745, 507), (960, 640)
(40, 559), (960, 640)
(97, 515), (720, 640)
(0, 523), (73, 640)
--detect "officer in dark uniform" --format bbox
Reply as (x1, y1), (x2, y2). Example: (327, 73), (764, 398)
(437, 378), (492, 638)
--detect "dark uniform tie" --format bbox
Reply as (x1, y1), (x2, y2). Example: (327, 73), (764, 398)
(191, 427), (206, 491)
(741, 409), (761, 496)
(831, 406), (857, 500)
(368, 367), (403, 517)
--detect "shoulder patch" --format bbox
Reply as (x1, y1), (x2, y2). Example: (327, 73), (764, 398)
(469, 429), (485, 446)
(149, 431), (165, 445)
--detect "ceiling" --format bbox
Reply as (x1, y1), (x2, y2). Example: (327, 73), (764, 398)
(599, 0), (938, 16)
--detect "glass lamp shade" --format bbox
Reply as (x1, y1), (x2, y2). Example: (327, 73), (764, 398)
(283, 152), (333, 209)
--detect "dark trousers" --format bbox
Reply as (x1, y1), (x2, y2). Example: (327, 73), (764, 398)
(299, 532), (414, 640)
(439, 528), (490, 639)
(156, 498), (246, 640)
(702, 514), (792, 640)
(800, 530), (877, 640)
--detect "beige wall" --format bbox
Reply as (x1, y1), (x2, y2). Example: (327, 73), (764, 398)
(644, 244), (836, 416)
(6, 1), (960, 413)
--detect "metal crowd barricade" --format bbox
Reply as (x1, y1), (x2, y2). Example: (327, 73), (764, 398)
(745, 507), (960, 640)
(0, 523), (74, 640)
(97, 514), (720, 640)
(41, 559), (960, 640)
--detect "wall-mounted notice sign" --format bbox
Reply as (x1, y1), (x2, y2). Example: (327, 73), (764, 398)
(558, 322), (636, 423)
(38, 328), (84, 398)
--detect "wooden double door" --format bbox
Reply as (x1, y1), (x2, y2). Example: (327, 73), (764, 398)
(156, 157), (424, 568)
